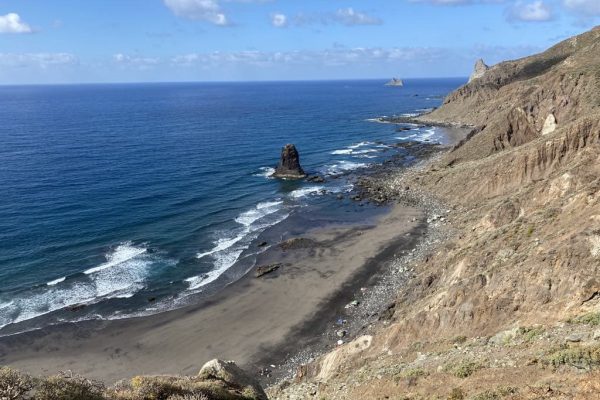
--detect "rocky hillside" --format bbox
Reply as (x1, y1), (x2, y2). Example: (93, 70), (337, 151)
(269, 27), (600, 399)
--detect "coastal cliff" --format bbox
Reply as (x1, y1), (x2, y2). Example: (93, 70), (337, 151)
(2, 27), (599, 400)
(269, 26), (600, 399)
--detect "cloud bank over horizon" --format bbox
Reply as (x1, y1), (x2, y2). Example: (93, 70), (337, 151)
(0, 0), (598, 84)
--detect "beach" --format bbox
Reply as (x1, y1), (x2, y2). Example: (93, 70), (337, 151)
(0, 201), (425, 383)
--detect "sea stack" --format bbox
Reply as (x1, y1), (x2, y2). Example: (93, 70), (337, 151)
(468, 58), (489, 82)
(272, 144), (306, 179)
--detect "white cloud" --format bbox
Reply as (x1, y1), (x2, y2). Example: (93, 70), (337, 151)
(0, 13), (32, 34)
(163, 0), (228, 25)
(276, 9), (383, 28)
(507, 0), (553, 21)
(333, 8), (382, 26)
(563, 0), (600, 15)
(271, 13), (288, 28)
(409, 0), (506, 4)
(0, 53), (76, 68)
(113, 53), (160, 69)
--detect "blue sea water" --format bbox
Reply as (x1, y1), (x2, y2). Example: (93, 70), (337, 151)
(0, 79), (464, 335)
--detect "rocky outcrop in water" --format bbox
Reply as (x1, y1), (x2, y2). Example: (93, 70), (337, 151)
(384, 78), (404, 87)
(468, 58), (489, 82)
(272, 144), (306, 179)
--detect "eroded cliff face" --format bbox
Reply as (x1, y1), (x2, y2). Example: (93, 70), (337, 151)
(270, 27), (600, 400)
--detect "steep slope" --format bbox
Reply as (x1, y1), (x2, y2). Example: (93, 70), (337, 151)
(270, 27), (600, 400)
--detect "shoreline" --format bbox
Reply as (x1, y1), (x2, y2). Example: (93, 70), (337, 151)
(0, 121), (468, 387)
(0, 198), (426, 384)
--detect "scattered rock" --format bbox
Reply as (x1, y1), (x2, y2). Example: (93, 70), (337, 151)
(67, 304), (86, 312)
(336, 330), (347, 338)
(279, 238), (318, 251)
(489, 327), (520, 345)
(306, 175), (325, 183)
(565, 333), (583, 343)
(345, 300), (360, 309)
(255, 263), (282, 278)
(593, 330), (600, 341)
(378, 302), (396, 321)
(272, 144), (306, 179)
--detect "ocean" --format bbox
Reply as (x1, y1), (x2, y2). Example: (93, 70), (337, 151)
(0, 78), (464, 335)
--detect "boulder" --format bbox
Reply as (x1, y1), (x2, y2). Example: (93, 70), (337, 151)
(272, 144), (306, 179)
(255, 263), (281, 278)
(198, 359), (267, 400)
(541, 113), (557, 135)
(468, 58), (489, 83)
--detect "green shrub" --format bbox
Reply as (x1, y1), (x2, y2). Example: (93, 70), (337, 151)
(568, 312), (600, 326)
(444, 361), (481, 378)
(452, 336), (468, 345)
(520, 326), (545, 342)
(447, 387), (465, 400)
(544, 344), (600, 369)
(167, 395), (210, 400)
(0, 367), (35, 400)
(36, 372), (105, 400)
(471, 386), (517, 400)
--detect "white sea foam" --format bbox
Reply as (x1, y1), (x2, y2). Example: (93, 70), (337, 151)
(331, 149), (353, 155)
(348, 141), (371, 149)
(0, 243), (168, 330)
(320, 161), (368, 175)
(253, 167), (275, 178)
(235, 200), (283, 226)
(197, 201), (283, 260)
(84, 243), (146, 274)
(188, 200), (288, 291)
(188, 210), (289, 291)
(289, 186), (322, 199)
(46, 277), (66, 286)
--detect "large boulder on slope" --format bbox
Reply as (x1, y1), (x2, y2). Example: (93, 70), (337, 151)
(198, 359), (268, 400)
(272, 144), (306, 179)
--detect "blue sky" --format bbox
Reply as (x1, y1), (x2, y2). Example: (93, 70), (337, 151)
(0, 0), (598, 84)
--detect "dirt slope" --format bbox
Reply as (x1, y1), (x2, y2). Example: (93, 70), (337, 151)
(269, 26), (600, 400)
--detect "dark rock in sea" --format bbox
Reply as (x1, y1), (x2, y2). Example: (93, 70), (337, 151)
(148, 297), (157, 303)
(279, 237), (318, 251)
(306, 175), (325, 183)
(396, 126), (411, 132)
(272, 144), (306, 179)
(255, 263), (282, 278)
(336, 194), (344, 200)
(68, 304), (86, 312)
(258, 241), (268, 247)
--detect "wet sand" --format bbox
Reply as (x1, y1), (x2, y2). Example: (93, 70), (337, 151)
(0, 204), (423, 384)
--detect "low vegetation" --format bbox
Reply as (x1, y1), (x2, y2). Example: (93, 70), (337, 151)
(0, 366), (262, 400)
(444, 360), (481, 378)
(543, 344), (600, 369)
(567, 312), (600, 326)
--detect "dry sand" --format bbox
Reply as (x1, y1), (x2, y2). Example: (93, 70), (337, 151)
(0, 204), (423, 384)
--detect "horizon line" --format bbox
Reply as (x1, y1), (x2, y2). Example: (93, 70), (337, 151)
(0, 76), (469, 88)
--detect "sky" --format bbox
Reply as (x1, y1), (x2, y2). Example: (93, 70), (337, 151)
(0, 0), (598, 84)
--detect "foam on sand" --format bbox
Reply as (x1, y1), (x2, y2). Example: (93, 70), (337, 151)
(0, 243), (171, 331)
(188, 201), (288, 291)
